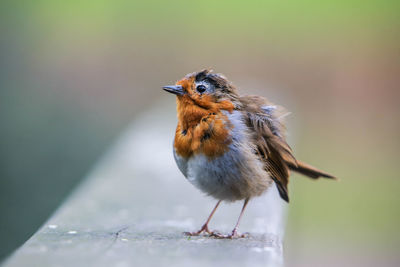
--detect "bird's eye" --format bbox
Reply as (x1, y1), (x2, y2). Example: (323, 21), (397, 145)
(196, 85), (207, 94)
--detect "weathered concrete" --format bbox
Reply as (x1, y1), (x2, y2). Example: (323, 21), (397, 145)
(3, 104), (286, 267)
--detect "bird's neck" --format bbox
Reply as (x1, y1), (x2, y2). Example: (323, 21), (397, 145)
(177, 100), (208, 130)
(176, 96), (234, 130)
(174, 97), (235, 159)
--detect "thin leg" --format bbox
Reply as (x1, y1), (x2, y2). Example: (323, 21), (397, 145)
(185, 200), (221, 236)
(211, 198), (250, 239)
(230, 198), (250, 237)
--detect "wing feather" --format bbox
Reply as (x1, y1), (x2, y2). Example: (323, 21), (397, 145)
(240, 95), (294, 202)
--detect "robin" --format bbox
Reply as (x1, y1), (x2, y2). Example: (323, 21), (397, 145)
(163, 69), (335, 238)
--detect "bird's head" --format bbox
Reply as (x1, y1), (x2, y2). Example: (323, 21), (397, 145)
(163, 69), (241, 111)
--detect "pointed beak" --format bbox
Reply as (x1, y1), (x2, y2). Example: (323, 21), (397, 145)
(162, 85), (185, 96)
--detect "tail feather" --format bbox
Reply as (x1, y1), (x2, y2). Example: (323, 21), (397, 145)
(289, 160), (336, 180)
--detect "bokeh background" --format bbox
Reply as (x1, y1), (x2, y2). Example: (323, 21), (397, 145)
(1, 1), (399, 266)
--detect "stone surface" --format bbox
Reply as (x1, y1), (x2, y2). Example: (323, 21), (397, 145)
(3, 105), (286, 267)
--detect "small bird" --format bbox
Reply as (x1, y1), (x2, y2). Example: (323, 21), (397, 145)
(163, 69), (335, 238)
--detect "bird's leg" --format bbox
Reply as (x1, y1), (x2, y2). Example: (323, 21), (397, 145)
(211, 198), (250, 239)
(185, 200), (221, 236)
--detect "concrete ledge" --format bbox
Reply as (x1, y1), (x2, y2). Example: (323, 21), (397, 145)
(3, 105), (286, 267)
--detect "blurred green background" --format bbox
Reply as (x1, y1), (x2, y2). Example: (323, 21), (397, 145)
(1, 0), (399, 266)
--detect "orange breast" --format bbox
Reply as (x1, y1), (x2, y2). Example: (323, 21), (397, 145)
(174, 98), (234, 159)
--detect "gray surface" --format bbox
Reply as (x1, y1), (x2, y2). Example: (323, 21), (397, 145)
(3, 105), (286, 267)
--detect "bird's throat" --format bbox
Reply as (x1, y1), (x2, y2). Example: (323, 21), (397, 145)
(174, 98), (234, 159)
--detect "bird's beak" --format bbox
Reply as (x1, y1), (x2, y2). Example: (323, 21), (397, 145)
(162, 85), (185, 96)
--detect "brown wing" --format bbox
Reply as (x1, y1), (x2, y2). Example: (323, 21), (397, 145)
(240, 95), (336, 202)
(240, 95), (296, 202)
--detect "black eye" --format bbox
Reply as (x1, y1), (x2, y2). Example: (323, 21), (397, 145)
(196, 85), (206, 94)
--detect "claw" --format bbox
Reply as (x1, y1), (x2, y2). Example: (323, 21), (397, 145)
(210, 230), (249, 239)
(209, 231), (227, 239)
(184, 224), (212, 236)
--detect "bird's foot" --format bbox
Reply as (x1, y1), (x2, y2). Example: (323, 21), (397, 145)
(184, 224), (212, 236)
(210, 229), (249, 239)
